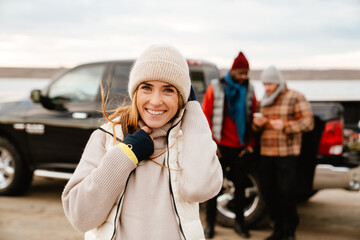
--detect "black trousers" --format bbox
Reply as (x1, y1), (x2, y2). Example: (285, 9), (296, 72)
(258, 155), (299, 234)
(205, 145), (250, 226)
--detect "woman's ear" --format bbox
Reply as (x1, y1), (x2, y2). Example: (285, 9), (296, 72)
(178, 92), (184, 109)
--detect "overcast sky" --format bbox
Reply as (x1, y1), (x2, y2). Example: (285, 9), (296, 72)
(0, 0), (359, 69)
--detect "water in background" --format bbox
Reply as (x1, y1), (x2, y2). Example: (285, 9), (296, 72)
(0, 78), (51, 102)
(0, 78), (359, 103)
(252, 79), (360, 101)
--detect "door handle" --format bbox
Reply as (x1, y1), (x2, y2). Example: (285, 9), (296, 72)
(72, 112), (88, 119)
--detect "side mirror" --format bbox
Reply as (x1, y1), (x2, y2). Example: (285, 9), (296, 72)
(30, 89), (42, 103)
(30, 89), (66, 111)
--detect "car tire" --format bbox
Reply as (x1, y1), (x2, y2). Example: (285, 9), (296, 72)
(0, 137), (33, 195)
(216, 170), (268, 228)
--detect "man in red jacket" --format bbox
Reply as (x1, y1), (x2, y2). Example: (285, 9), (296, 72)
(202, 51), (257, 239)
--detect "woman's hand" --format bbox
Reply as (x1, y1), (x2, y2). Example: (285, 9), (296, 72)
(141, 126), (152, 135)
(122, 127), (154, 162)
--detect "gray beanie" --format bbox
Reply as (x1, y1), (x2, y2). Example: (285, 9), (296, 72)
(260, 65), (286, 107)
(128, 44), (191, 105)
(260, 65), (284, 84)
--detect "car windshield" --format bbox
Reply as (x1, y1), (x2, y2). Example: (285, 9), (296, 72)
(48, 64), (106, 102)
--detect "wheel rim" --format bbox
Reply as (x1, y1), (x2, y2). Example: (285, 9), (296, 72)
(0, 147), (15, 190)
(217, 174), (260, 220)
(244, 174), (260, 217)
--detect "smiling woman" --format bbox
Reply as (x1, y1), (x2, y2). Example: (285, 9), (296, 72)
(61, 44), (223, 240)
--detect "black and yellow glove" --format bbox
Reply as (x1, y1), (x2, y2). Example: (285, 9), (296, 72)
(119, 129), (154, 164)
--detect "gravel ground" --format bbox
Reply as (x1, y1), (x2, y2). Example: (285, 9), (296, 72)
(0, 177), (360, 240)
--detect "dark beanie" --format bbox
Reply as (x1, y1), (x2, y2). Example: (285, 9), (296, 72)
(231, 51), (249, 70)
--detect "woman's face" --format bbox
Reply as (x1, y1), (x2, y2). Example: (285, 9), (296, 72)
(136, 81), (179, 129)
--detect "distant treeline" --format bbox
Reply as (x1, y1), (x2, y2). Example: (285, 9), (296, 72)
(0, 67), (360, 80)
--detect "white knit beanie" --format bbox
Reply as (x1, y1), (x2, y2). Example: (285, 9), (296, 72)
(128, 44), (191, 105)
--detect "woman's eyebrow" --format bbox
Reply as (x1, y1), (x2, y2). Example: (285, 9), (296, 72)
(163, 84), (175, 88)
(141, 82), (175, 88)
(141, 82), (153, 86)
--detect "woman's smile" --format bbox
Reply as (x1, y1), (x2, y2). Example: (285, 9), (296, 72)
(146, 109), (166, 115)
(137, 81), (179, 129)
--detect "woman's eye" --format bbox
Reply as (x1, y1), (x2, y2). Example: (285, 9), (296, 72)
(141, 85), (151, 91)
(164, 88), (175, 93)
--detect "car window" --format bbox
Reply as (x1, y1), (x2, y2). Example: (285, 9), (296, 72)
(110, 63), (132, 97)
(189, 71), (206, 94)
(203, 65), (220, 83)
(48, 64), (106, 102)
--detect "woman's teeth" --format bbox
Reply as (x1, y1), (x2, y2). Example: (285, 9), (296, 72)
(147, 109), (164, 115)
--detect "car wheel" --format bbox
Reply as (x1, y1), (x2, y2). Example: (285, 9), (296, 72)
(0, 137), (33, 195)
(216, 170), (268, 228)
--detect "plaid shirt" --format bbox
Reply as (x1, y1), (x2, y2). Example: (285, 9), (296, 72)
(253, 88), (314, 157)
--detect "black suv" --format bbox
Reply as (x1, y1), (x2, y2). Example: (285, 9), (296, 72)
(0, 60), (359, 228)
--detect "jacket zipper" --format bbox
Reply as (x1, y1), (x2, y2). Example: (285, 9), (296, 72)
(98, 127), (122, 142)
(166, 112), (186, 240)
(110, 170), (133, 240)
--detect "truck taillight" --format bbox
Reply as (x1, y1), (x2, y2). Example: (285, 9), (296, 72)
(318, 120), (343, 155)
(187, 59), (202, 66)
